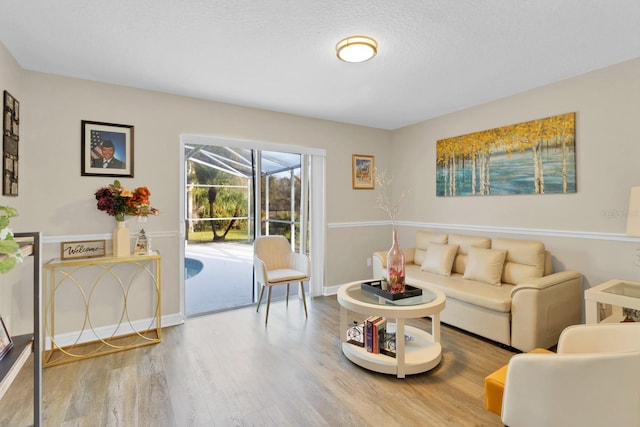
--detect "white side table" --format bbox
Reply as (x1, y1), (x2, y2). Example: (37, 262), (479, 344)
(584, 279), (640, 324)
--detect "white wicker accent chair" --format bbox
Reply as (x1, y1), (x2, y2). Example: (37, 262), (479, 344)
(501, 323), (640, 427)
(254, 235), (309, 325)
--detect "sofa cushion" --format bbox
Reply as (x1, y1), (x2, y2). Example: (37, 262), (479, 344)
(449, 234), (492, 274)
(420, 243), (459, 277)
(414, 231), (448, 266)
(463, 247), (507, 285)
(406, 264), (513, 312)
(492, 238), (545, 285)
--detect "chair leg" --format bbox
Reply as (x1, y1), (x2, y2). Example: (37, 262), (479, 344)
(300, 281), (308, 318)
(256, 284), (266, 312)
(265, 286), (272, 325)
(286, 283), (290, 306)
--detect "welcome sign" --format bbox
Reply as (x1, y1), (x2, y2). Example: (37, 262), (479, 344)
(60, 240), (106, 260)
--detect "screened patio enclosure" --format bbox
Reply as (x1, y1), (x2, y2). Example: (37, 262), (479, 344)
(184, 144), (310, 317)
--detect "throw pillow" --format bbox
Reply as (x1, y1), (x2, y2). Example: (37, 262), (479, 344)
(463, 247), (507, 285)
(420, 243), (459, 277)
(413, 231), (448, 266)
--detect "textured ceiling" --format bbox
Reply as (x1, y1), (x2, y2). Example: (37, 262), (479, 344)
(1, 1), (640, 130)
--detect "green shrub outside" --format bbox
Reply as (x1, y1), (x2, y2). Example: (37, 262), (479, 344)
(187, 228), (251, 244)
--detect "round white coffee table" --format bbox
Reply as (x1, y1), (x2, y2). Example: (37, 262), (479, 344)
(337, 280), (446, 378)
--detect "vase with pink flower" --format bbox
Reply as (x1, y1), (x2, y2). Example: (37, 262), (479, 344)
(386, 227), (406, 293)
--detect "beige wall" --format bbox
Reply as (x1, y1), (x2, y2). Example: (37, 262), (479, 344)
(390, 57), (640, 293)
(4, 35), (640, 331)
(0, 42), (32, 334)
(0, 40), (393, 332)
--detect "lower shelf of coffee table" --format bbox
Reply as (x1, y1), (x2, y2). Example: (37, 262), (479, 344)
(342, 324), (441, 376)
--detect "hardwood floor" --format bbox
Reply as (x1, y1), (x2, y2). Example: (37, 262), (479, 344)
(1, 296), (514, 426)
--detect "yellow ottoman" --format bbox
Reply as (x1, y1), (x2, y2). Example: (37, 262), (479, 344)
(484, 348), (554, 416)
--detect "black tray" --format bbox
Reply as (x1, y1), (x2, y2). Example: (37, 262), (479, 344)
(361, 280), (423, 300)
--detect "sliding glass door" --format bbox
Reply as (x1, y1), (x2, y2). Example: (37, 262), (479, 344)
(183, 145), (309, 316)
(256, 150), (308, 253)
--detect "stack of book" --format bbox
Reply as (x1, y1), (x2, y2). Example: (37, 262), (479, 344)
(364, 316), (387, 354)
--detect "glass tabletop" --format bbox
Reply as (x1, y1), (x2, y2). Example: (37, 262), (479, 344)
(346, 283), (438, 307)
(602, 281), (640, 299)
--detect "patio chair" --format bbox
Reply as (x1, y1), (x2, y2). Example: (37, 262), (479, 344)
(254, 235), (309, 325)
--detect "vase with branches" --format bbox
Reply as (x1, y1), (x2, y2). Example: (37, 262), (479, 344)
(374, 168), (408, 294)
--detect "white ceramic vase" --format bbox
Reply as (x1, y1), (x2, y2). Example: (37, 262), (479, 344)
(112, 220), (131, 257)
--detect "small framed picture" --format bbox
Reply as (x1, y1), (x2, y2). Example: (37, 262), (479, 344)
(352, 154), (375, 189)
(81, 120), (134, 178)
(0, 316), (13, 361)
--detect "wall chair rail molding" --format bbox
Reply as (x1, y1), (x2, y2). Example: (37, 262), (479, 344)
(405, 221), (635, 243)
(42, 230), (178, 246)
(327, 220), (633, 242)
(327, 221), (385, 229)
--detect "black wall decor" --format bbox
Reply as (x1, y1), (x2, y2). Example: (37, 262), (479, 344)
(3, 91), (19, 196)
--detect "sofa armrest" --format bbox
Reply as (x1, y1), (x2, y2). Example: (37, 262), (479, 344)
(510, 271), (583, 352)
(372, 251), (387, 279)
(372, 248), (416, 279)
(511, 270), (582, 293)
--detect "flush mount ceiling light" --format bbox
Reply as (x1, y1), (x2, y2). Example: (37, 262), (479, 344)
(336, 36), (378, 63)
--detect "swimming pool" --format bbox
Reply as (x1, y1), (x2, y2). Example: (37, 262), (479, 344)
(185, 257), (204, 279)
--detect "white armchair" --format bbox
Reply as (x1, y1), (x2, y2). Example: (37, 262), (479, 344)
(501, 323), (640, 427)
(254, 235), (310, 325)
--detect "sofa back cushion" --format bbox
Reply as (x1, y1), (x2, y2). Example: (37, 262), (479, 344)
(420, 243), (459, 277)
(491, 238), (545, 285)
(414, 231), (448, 265)
(544, 251), (554, 276)
(449, 234), (492, 274)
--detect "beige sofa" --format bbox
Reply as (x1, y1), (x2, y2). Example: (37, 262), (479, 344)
(373, 231), (582, 352)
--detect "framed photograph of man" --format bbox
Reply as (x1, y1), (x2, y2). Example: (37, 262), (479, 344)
(81, 120), (134, 177)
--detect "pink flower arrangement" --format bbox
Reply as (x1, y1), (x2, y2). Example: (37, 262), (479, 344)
(387, 266), (405, 294)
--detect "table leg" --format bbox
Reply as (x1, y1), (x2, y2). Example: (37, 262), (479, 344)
(340, 305), (347, 343)
(396, 318), (405, 378)
(585, 300), (598, 324)
(432, 312), (440, 343)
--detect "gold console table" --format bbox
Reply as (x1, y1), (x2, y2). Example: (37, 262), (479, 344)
(43, 252), (161, 367)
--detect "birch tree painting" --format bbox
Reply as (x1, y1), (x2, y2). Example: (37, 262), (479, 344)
(436, 112), (576, 196)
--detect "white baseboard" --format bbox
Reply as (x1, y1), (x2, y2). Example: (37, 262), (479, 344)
(45, 312), (185, 350)
(323, 285), (342, 296)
